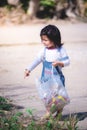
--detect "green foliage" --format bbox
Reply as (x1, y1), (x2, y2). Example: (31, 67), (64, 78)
(0, 96), (7, 103)
(0, 112), (23, 130)
(20, 0), (30, 12)
(66, 115), (79, 130)
(0, 112), (79, 130)
(85, 8), (87, 16)
(46, 121), (53, 130)
(40, 0), (55, 8)
(26, 108), (36, 117)
(84, 0), (87, 2)
(26, 108), (33, 116)
(84, 0), (87, 17)
(0, 96), (79, 130)
(0, 96), (13, 111)
(27, 120), (36, 130)
(37, 0), (56, 19)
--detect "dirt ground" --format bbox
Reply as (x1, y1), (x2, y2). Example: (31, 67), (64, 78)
(0, 22), (87, 129)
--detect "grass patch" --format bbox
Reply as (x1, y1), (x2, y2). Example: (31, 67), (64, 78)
(0, 96), (13, 111)
(0, 96), (79, 130)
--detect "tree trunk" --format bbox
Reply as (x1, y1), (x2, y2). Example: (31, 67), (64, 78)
(54, 1), (68, 19)
(77, 0), (85, 17)
(7, 0), (19, 6)
(27, 0), (39, 19)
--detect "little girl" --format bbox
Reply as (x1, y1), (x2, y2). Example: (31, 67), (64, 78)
(25, 24), (70, 118)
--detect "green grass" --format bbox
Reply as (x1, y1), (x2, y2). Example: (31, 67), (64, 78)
(0, 96), (79, 130)
(0, 96), (13, 111)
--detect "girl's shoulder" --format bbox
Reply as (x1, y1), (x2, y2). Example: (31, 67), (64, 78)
(38, 47), (45, 56)
(57, 46), (68, 56)
(58, 46), (66, 52)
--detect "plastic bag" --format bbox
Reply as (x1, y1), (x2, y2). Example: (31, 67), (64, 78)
(36, 68), (70, 113)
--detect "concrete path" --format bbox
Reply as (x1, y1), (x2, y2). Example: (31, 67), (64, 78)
(0, 22), (87, 129)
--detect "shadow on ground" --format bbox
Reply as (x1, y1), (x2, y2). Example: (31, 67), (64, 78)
(62, 112), (87, 121)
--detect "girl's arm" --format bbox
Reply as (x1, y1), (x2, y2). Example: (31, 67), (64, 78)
(52, 47), (70, 67)
(52, 61), (64, 67)
(25, 48), (45, 77)
(24, 58), (42, 78)
(60, 48), (70, 67)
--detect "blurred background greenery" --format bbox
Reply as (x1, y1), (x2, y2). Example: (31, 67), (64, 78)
(0, 0), (87, 25)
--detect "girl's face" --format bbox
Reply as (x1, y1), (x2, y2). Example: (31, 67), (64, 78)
(41, 35), (55, 49)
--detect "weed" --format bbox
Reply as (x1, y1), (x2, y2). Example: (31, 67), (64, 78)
(0, 96), (79, 130)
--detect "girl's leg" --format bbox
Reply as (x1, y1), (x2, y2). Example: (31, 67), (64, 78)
(44, 106), (51, 118)
(41, 106), (51, 120)
(52, 108), (63, 118)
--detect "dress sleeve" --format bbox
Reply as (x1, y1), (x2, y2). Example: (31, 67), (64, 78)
(26, 48), (45, 71)
(59, 47), (70, 67)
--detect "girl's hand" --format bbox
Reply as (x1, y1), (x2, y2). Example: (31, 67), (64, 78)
(52, 61), (64, 67)
(24, 69), (30, 78)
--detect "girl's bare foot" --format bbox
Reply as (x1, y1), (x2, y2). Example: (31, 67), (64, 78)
(41, 112), (50, 120)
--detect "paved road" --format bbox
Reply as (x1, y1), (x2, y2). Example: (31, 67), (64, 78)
(0, 23), (87, 129)
(0, 23), (87, 44)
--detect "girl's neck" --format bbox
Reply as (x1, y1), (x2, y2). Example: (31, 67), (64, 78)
(47, 46), (57, 49)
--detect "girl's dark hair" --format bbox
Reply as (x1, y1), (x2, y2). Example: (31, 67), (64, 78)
(40, 24), (63, 48)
